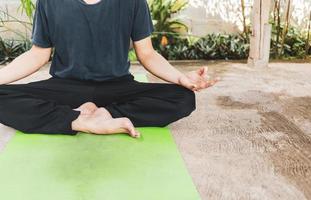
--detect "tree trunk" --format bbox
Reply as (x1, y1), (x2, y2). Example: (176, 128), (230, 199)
(280, 0), (292, 56)
(248, 0), (272, 67)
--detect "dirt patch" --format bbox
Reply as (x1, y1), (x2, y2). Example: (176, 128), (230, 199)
(215, 90), (284, 111)
(283, 96), (311, 121)
(216, 96), (257, 109)
(216, 92), (311, 199)
(259, 111), (311, 199)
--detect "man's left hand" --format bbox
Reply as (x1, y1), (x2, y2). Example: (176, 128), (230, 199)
(178, 66), (220, 92)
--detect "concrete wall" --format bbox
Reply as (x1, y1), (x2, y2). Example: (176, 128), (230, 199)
(179, 0), (310, 36)
(0, 0), (310, 40)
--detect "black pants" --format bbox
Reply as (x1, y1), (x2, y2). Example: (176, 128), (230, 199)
(0, 74), (196, 135)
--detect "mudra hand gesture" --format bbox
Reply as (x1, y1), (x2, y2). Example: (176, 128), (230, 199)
(178, 66), (220, 92)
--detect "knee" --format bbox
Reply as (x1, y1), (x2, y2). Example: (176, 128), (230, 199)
(175, 86), (196, 117)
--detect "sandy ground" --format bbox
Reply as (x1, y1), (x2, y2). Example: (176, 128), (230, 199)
(1, 61), (311, 200)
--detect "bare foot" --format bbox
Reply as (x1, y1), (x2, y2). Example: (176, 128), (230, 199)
(92, 117), (140, 138)
(74, 102), (98, 115)
(92, 107), (113, 120)
(72, 108), (140, 138)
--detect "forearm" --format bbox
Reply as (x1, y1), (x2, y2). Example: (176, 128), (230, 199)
(138, 50), (186, 84)
(0, 47), (50, 85)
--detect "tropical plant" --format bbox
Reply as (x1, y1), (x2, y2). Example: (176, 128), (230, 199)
(148, 0), (188, 33)
(270, 20), (310, 59)
(270, 0), (311, 59)
(0, 38), (31, 64)
(195, 34), (250, 59)
(151, 33), (250, 60)
(148, 0), (189, 51)
(18, 0), (35, 20)
(154, 35), (194, 60)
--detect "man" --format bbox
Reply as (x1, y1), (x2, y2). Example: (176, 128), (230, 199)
(0, 0), (219, 138)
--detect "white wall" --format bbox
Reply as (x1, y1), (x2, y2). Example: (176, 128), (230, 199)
(180, 0), (311, 36)
(177, 0), (253, 35)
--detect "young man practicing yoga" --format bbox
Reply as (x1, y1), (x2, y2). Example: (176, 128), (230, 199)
(0, 0), (219, 138)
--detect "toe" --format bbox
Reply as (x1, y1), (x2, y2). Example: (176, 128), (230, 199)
(134, 130), (141, 138)
(121, 118), (139, 138)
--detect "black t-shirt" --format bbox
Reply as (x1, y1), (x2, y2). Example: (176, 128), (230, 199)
(31, 0), (154, 81)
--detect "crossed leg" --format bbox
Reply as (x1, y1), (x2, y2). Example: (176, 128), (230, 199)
(0, 76), (195, 138)
(0, 78), (140, 137)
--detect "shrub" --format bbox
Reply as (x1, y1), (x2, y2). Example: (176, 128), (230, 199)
(151, 33), (250, 60)
(0, 38), (31, 64)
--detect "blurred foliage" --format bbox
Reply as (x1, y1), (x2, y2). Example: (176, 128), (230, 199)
(270, 21), (310, 59)
(18, 0), (35, 20)
(128, 49), (137, 61)
(148, 0), (189, 55)
(127, 24), (310, 62)
(148, 0), (188, 33)
(149, 33), (250, 61)
(270, 0), (311, 59)
(0, 38), (31, 64)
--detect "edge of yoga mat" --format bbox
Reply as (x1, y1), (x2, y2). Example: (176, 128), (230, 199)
(0, 74), (201, 200)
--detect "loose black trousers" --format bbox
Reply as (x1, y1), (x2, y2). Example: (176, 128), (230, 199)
(0, 74), (196, 135)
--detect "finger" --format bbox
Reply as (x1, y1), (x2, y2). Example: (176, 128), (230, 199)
(194, 87), (205, 92)
(204, 79), (218, 88)
(202, 66), (208, 77)
(191, 84), (198, 91)
(190, 84), (198, 91)
(193, 88), (199, 92)
(196, 67), (206, 76)
(202, 76), (220, 83)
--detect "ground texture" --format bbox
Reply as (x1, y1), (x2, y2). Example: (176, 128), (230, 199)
(1, 61), (311, 200)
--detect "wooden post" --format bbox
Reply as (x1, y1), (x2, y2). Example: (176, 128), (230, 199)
(248, 0), (272, 67)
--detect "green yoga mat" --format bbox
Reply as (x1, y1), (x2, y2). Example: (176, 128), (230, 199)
(0, 75), (200, 200)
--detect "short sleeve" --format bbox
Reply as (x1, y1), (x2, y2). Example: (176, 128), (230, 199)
(131, 0), (154, 42)
(31, 0), (53, 48)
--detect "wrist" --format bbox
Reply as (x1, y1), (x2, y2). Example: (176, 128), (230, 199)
(176, 74), (187, 85)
